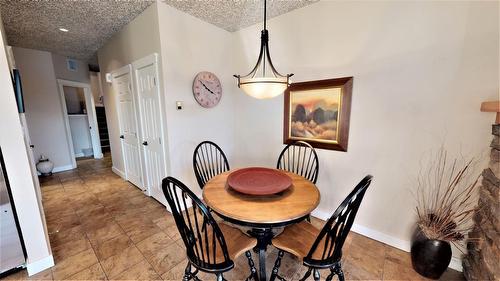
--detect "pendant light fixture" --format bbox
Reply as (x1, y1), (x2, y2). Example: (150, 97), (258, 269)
(234, 0), (293, 99)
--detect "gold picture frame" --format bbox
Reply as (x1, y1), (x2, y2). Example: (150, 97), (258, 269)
(283, 77), (353, 151)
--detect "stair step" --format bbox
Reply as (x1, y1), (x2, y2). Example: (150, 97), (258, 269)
(95, 106), (109, 147)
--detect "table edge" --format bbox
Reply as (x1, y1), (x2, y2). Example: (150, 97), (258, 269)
(202, 169), (321, 225)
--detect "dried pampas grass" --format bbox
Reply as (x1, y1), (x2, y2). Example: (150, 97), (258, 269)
(414, 147), (480, 247)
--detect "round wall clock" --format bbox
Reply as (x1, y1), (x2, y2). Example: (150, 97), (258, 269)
(192, 71), (222, 108)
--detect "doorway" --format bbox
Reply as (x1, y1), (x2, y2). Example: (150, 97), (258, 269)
(57, 80), (102, 168)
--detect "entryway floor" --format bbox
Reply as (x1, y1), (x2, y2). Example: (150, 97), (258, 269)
(1, 155), (464, 280)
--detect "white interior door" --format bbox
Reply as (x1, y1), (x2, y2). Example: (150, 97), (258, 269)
(112, 66), (143, 190)
(133, 55), (166, 205)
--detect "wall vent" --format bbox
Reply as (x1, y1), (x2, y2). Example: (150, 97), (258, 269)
(66, 59), (78, 72)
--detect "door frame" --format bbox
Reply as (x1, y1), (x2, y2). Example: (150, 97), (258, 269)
(111, 64), (145, 189)
(132, 53), (168, 200)
(57, 79), (103, 168)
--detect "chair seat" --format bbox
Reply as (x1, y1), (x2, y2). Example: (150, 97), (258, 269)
(272, 221), (323, 260)
(219, 223), (257, 260)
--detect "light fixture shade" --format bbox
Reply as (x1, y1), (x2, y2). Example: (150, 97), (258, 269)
(234, 0), (293, 99)
(239, 77), (289, 99)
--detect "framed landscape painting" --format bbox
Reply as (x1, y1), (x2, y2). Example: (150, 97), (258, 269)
(283, 77), (353, 151)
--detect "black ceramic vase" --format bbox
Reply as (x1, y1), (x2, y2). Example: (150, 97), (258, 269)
(410, 228), (452, 279)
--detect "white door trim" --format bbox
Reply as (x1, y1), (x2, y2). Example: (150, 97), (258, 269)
(57, 79), (103, 168)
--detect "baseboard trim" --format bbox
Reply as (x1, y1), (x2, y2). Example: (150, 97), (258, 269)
(37, 164), (74, 176)
(310, 209), (463, 272)
(26, 255), (54, 276)
(449, 257), (463, 272)
(52, 164), (74, 173)
(112, 166), (126, 179)
(350, 222), (411, 251)
(74, 153), (84, 158)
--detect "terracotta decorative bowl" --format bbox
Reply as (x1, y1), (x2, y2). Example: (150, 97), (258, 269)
(227, 167), (292, 195)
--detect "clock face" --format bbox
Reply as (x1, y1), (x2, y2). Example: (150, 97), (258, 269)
(193, 71), (222, 108)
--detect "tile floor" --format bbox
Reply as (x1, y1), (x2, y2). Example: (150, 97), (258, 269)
(1, 155), (465, 280)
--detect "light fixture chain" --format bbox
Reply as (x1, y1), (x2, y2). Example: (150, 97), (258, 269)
(263, 0), (267, 76)
(264, 0), (267, 31)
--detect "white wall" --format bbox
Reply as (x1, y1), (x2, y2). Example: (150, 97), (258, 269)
(13, 47), (73, 170)
(156, 2), (237, 195)
(63, 86), (85, 114)
(98, 3), (163, 176)
(0, 14), (53, 275)
(51, 53), (90, 84)
(232, 0), (499, 264)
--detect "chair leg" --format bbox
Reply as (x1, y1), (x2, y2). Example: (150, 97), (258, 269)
(326, 270), (334, 281)
(183, 262), (192, 281)
(334, 263), (345, 281)
(299, 268), (312, 281)
(269, 250), (284, 281)
(215, 273), (227, 281)
(245, 251), (258, 281)
(313, 269), (320, 281)
(326, 266), (336, 281)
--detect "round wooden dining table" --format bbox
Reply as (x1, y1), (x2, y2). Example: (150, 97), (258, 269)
(203, 169), (320, 281)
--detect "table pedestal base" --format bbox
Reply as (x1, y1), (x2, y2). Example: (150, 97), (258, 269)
(248, 228), (274, 281)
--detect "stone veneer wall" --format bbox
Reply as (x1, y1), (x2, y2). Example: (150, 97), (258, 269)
(463, 124), (499, 280)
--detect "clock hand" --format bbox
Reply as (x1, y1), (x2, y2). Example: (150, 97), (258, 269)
(200, 81), (216, 95)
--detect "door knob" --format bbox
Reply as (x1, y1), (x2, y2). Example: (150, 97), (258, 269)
(120, 135), (124, 139)
(142, 141), (148, 146)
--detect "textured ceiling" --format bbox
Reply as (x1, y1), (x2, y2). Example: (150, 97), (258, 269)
(0, 0), (154, 62)
(0, 0), (317, 63)
(161, 0), (318, 32)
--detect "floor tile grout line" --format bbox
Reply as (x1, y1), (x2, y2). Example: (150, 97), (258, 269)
(45, 173), (118, 280)
(64, 172), (133, 280)
(110, 215), (160, 278)
(68, 232), (108, 280)
(131, 232), (169, 279)
(382, 244), (388, 281)
(47, 185), (96, 279)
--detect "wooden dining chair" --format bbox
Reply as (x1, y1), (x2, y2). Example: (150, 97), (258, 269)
(269, 175), (373, 281)
(193, 141), (230, 189)
(162, 177), (258, 281)
(277, 141), (319, 184)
